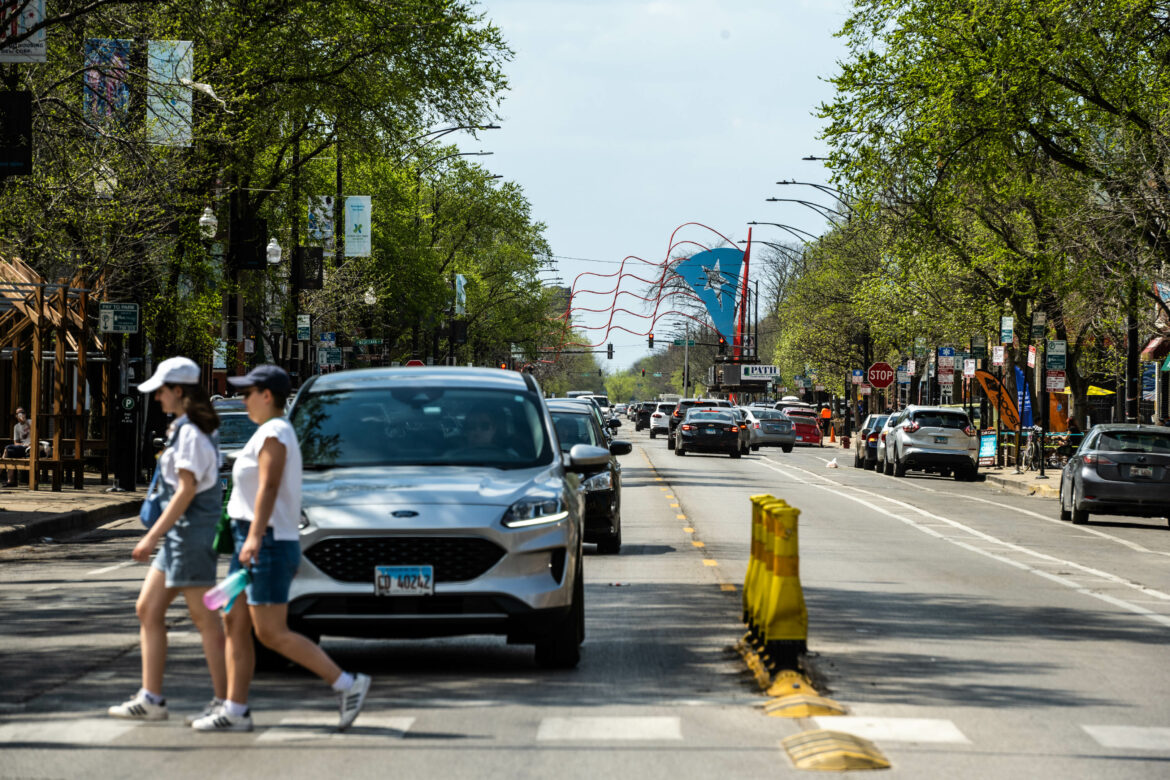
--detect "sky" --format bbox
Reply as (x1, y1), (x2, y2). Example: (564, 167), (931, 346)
(460, 0), (852, 370)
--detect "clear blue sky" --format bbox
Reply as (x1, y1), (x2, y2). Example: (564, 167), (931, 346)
(464, 0), (850, 370)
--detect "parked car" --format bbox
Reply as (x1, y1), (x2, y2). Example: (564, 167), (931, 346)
(286, 367), (611, 669)
(781, 407), (823, 446)
(1059, 424), (1170, 525)
(547, 399), (631, 553)
(882, 405), (978, 480)
(874, 410), (904, 474)
(740, 407), (796, 452)
(727, 408), (752, 455)
(215, 409), (259, 485)
(668, 398), (734, 449)
(853, 414), (889, 470)
(674, 409), (742, 458)
(649, 402), (676, 438)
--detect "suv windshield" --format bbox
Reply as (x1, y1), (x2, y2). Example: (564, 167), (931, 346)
(292, 387), (553, 470)
(911, 412), (970, 429)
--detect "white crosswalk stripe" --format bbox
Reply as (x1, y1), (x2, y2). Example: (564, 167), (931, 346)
(1082, 725), (1170, 750)
(256, 714), (415, 743)
(536, 716), (682, 741)
(810, 716), (971, 744)
(0, 717), (139, 745)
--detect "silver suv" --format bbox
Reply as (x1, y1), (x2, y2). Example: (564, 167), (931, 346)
(882, 405), (979, 480)
(286, 367), (611, 668)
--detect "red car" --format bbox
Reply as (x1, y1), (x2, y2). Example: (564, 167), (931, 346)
(782, 409), (823, 446)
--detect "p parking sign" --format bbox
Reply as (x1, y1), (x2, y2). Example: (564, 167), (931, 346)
(98, 302), (139, 334)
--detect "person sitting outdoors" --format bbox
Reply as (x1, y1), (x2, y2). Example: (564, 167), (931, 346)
(4, 407), (31, 488)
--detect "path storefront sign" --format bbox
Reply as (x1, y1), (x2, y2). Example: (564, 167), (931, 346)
(741, 364), (780, 380)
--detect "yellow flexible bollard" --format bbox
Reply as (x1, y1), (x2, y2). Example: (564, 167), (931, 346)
(753, 499), (788, 648)
(763, 503), (807, 670)
(746, 494), (776, 630)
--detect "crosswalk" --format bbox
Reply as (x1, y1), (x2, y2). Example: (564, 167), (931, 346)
(3, 712), (1170, 753)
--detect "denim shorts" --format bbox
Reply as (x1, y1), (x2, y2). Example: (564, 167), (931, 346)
(152, 516), (218, 588)
(228, 521), (302, 605)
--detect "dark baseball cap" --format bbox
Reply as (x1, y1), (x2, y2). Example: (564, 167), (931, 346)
(227, 364), (291, 395)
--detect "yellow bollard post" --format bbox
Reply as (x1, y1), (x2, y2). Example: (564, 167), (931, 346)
(746, 495), (776, 636)
(762, 504), (807, 671)
(753, 500), (788, 652)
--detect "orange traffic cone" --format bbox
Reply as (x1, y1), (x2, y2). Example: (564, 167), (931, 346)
(828, 424), (836, 444)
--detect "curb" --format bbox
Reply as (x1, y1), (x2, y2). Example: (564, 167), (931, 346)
(984, 472), (1061, 500)
(0, 499), (142, 549)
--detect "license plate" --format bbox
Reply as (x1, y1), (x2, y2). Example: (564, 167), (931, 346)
(705, 429), (719, 435)
(797, 436), (805, 441)
(375, 565), (434, 596)
(1130, 466), (1154, 478)
(934, 436), (948, 444)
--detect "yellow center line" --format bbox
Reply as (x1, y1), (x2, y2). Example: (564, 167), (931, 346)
(692, 541), (705, 548)
(670, 503), (679, 508)
(665, 494), (674, 499)
(683, 527), (695, 533)
(703, 559), (718, 567)
(676, 514), (687, 520)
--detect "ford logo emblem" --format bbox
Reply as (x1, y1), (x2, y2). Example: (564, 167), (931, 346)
(392, 510), (419, 518)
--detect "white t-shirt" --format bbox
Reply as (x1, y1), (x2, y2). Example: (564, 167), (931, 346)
(227, 417), (302, 541)
(158, 416), (220, 493)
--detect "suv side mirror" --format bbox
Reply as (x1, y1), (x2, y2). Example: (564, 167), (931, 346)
(609, 440), (632, 456)
(607, 418), (621, 430)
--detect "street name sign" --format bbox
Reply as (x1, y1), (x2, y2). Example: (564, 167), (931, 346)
(672, 339), (696, 346)
(98, 302), (139, 334)
(867, 362), (895, 389)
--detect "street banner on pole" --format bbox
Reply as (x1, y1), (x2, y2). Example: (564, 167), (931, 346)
(0, 0), (46, 62)
(308, 196), (334, 241)
(455, 273), (467, 316)
(345, 196), (371, 257)
(84, 39), (132, 131)
(1000, 316), (1014, 344)
(992, 345), (1005, 366)
(146, 40), (193, 146)
(0, 90), (32, 177)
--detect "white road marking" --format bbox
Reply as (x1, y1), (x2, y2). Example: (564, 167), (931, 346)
(1082, 725), (1170, 750)
(755, 457), (1170, 628)
(811, 716), (970, 744)
(86, 561), (135, 576)
(536, 716), (682, 741)
(256, 714), (414, 742)
(0, 717), (139, 745)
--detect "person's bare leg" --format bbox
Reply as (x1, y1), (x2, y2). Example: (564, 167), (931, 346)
(182, 588), (228, 699)
(251, 604), (341, 684)
(137, 568), (178, 695)
(223, 602), (255, 704)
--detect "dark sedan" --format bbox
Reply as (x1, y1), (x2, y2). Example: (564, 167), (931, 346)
(548, 400), (632, 553)
(853, 413), (889, 469)
(1059, 424), (1170, 526)
(675, 409), (742, 458)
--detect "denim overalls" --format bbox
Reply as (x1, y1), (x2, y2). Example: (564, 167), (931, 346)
(151, 419), (224, 588)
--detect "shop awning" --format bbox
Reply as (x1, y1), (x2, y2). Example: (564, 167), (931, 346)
(1053, 385), (1114, 396)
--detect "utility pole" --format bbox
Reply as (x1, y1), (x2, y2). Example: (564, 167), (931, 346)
(684, 321), (690, 396)
(1126, 279), (1140, 422)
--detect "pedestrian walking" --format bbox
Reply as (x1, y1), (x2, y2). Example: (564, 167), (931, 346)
(194, 364), (370, 732)
(108, 357), (228, 724)
(819, 404), (832, 437)
(4, 406), (31, 487)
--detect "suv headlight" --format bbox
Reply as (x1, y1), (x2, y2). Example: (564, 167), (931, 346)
(502, 496), (568, 528)
(583, 471), (612, 492)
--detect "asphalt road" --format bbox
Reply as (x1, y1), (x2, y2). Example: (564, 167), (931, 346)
(2, 424), (1169, 778)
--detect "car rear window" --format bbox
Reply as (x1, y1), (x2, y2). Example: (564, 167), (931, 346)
(868, 415), (888, 430)
(292, 387), (553, 470)
(1097, 430), (1170, 453)
(785, 409), (817, 419)
(911, 412), (970, 429)
(754, 410), (785, 420)
(657, 404), (676, 412)
(689, 411), (733, 422)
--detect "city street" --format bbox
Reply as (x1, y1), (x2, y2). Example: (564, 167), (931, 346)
(3, 425), (1170, 778)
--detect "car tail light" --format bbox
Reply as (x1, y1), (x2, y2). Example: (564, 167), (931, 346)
(903, 421), (920, 433)
(963, 425), (977, 436)
(730, 426), (739, 432)
(754, 422), (761, 429)
(867, 434), (877, 443)
(681, 424), (693, 431)
(1083, 454), (1113, 466)
(880, 433), (887, 442)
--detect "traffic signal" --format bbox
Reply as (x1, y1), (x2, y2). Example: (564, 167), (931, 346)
(607, 343), (614, 359)
(498, 361), (507, 370)
(648, 333), (654, 348)
(717, 335), (727, 354)
(641, 369), (645, 377)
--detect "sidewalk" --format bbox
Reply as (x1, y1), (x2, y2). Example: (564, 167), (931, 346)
(982, 467), (1061, 499)
(0, 477), (143, 549)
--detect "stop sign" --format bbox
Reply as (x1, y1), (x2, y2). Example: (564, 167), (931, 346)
(404, 359), (425, 367)
(867, 362), (895, 389)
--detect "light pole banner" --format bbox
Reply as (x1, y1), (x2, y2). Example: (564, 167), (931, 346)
(455, 273), (467, 316)
(308, 196), (334, 241)
(345, 196), (371, 257)
(146, 40), (193, 146)
(0, 0), (46, 62)
(84, 39), (132, 130)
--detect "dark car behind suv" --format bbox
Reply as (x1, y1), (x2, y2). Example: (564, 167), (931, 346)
(668, 398), (734, 449)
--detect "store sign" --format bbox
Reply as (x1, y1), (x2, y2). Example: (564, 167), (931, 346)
(979, 433), (997, 466)
(741, 364), (780, 379)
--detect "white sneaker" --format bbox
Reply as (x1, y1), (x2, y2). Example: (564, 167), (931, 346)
(108, 693), (168, 721)
(185, 698), (224, 726)
(338, 673), (371, 730)
(192, 708), (253, 732)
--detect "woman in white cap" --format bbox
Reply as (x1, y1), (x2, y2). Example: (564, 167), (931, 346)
(193, 364), (370, 732)
(108, 357), (228, 725)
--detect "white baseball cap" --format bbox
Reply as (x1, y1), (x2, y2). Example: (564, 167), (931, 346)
(138, 356), (201, 393)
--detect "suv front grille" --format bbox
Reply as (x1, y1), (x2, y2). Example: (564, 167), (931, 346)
(305, 537), (506, 584)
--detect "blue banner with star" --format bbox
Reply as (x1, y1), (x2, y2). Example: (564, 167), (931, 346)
(674, 247), (743, 340)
